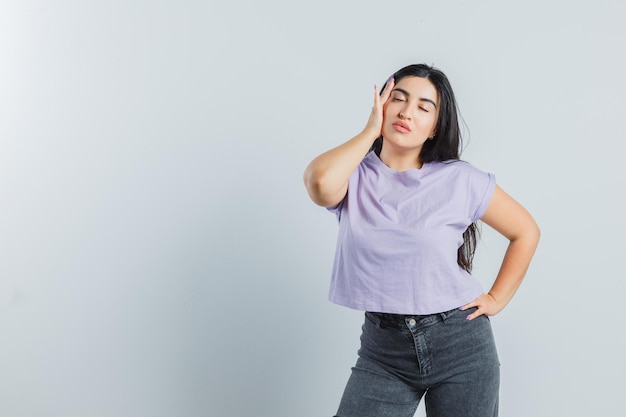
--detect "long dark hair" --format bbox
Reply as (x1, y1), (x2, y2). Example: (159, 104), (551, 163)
(371, 63), (479, 273)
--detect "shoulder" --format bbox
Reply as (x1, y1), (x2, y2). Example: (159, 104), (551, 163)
(440, 159), (486, 173)
(355, 150), (389, 178)
(431, 160), (496, 199)
(361, 150), (380, 169)
(434, 161), (496, 221)
(430, 159), (492, 179)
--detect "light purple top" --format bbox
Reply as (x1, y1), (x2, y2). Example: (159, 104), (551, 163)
(328, 151), (496, 315)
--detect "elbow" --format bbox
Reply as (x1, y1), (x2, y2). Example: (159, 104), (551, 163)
(303, 167), (342, 207)
(533, 222), (541, 245)
(507, 217), (541, 248)
(529, 215), (541, 242)
(303, 177), (327, 207)
(303, 166), (321, 197)
(521, 219), (541, 249)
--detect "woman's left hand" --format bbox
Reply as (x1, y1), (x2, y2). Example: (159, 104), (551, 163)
(460, 293), (503, 320)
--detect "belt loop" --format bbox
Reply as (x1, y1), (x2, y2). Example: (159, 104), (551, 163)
(439, 311), (448, 324)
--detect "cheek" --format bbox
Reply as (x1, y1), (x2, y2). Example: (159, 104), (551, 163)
(419, 114), (437, 131)
(430, 113), (439, 130)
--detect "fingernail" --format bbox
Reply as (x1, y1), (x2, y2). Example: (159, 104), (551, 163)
(465, 316), (471, 321)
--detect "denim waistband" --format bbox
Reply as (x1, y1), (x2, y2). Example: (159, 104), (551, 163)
(366, 307), (470, 330)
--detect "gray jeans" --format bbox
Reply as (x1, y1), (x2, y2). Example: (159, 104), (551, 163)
(335, 307), (500, 417)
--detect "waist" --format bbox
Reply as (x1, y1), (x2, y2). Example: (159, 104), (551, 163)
(366, 306), (475, 330)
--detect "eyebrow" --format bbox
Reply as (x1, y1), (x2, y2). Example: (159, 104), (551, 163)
(393, 88), (438, 109)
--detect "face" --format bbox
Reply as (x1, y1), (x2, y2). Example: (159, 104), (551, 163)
(382, 76), (439, 152)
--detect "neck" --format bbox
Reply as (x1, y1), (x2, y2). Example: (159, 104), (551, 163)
(379, 142), (423, 171)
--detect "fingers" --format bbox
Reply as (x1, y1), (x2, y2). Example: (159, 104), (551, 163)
(464, 307), (483, 321)
(460, 300), (476, 311)
(461, 293), (500, 320)
(367, 76), (395, 136)
(460, 300), (481, 321)
(380, 76), (395, 103)
(373, 84), (381, 108)
(373, 77), (394, 113)
(373, 76), (395, 108)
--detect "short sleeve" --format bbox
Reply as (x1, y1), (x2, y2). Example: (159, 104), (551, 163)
(326, 197), (345, 221)
(324, 157), (365, 222)
(471, 171), (496, 222)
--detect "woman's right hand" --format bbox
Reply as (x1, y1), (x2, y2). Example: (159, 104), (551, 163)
(364, 77), (395, 138)
(303, 76), (396, 208)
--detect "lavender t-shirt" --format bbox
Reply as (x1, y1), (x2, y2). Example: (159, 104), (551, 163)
(328, 151), (496, 315)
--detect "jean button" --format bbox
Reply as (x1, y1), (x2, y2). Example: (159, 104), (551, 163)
(408, 318), (416, 326)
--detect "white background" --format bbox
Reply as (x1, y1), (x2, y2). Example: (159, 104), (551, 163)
(1, 1), (625, 416)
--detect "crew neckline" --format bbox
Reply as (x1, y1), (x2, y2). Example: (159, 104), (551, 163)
(367, 151), (433, 176)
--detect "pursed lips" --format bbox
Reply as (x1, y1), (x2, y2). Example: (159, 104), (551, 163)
(392, 121), (411, 133)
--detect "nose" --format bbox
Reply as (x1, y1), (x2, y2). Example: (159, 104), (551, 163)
(398, 103), (412, 119)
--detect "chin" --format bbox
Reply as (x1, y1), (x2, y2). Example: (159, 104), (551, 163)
(383, 133), (422, 149)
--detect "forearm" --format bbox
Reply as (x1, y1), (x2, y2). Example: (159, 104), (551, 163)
(303, 127), (378, 206)
(488, 229), (540, 309)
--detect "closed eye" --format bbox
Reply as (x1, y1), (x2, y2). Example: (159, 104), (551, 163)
(419, 107), (429, 112)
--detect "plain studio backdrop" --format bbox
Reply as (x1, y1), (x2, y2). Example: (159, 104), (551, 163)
(1, 1), (625, 416)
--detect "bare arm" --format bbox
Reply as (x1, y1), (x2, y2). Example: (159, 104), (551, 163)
(462, 185), (540, 320)
(303, 78), (395, 207)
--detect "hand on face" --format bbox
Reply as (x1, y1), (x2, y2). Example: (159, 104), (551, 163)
(363, 77), (395, 140)
(380, 76), (439, 151)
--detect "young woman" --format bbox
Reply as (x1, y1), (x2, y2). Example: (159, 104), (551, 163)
(303, 64), (540, 417)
